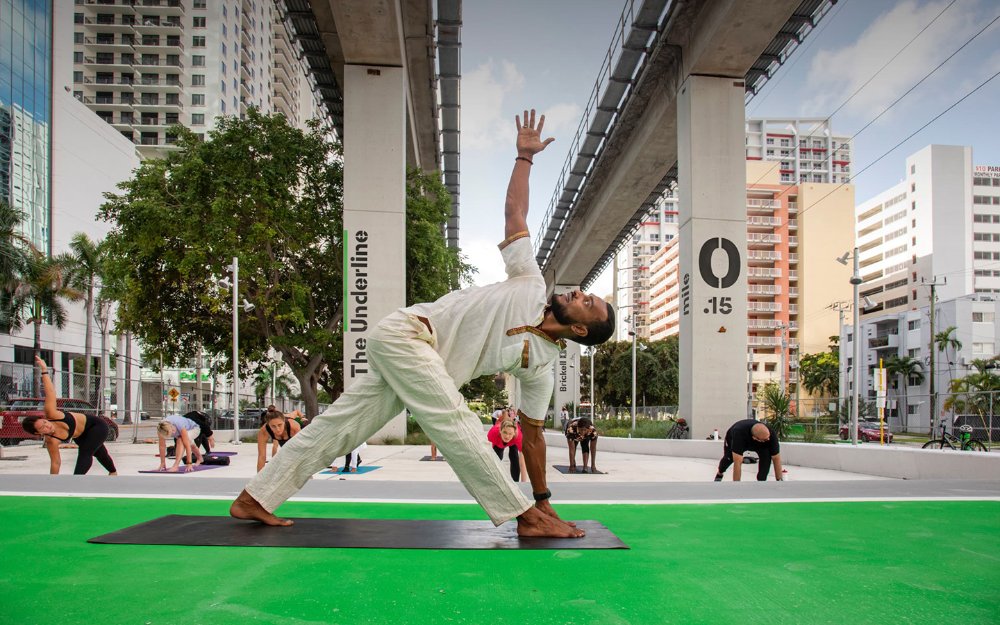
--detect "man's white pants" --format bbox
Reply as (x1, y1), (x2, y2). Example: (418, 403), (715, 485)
(246, 312), (535, 525)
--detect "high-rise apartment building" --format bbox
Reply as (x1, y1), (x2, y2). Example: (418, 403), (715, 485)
(613, 190), (678, 340)
(648, 160), (854, 395)
(854, 145), (1000, 317)
(66, 0), (333, 158)
(746, 117), (853, 185)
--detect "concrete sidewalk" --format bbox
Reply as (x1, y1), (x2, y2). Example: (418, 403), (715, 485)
(0, 439), (884, 482)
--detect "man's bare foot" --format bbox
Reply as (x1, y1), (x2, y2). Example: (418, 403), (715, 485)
(229, 490), (293, 526)
(517, 505), (584, 538)
(533, 499), (577, 528)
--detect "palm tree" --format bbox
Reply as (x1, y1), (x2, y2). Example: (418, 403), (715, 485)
(759, 383), (792, 440)
(254, 362), (295, 406)
(65, 233), (104, 403)
(0, 199), (34, 331)
(885, 355), (924, 431)
(6, 251), (83, 394)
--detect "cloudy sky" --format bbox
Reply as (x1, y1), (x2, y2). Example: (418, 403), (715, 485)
(455, 0), (1000, 295)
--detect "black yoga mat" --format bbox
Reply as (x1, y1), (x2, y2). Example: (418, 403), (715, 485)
(89, 515), (628, 550)
(552, 465), (606, 475)
(419, 456), (447, 462)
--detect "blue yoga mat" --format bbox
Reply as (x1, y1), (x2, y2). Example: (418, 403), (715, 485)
(319, 465), (381, 475)
(138, 464), (225, 474)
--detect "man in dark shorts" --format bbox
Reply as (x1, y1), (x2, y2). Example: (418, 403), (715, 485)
(714, 419), (783, 481)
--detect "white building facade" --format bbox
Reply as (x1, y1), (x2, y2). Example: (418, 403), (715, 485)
(745, 117), (853, 185)
(855, 145), (1000, 317)
(842, 294), (1000, 434)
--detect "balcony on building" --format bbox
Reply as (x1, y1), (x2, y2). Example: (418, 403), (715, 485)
(82, 34), (135, 53)
(83, 53), (135, 72)
(84, 15), (136, 31)
(82, 73), (135, 91)
(747, 215), (782, 229)
(138, 73), (182, 93)
(83, 92), (135, 110)
(133, 92), (182, 113)
(747, 233), (781, 249)
(748, 284), (781, 296)
(747, 198), (780, 213)
(137, 0), (184, 17)
(82, 0), (136, 14)
(134, 15), (182, 34)
(134, 33), (184, 53)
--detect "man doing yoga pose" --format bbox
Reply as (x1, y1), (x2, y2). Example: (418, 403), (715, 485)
(230, 109), (615, 538)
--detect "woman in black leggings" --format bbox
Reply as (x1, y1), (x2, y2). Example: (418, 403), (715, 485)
(20, 357), (117, 476)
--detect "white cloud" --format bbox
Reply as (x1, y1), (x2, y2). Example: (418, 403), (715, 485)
(463, 236), (508, 286)
(539, 102), (583, 138)
(463, 59), (525, 151)
(803, 0), (981, 119)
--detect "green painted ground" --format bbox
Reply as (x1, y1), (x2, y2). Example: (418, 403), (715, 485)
(1, 496), (998, 625)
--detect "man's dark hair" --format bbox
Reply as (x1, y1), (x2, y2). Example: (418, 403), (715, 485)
(575, 301), (615, 347)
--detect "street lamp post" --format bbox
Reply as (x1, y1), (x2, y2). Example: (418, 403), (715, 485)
(838, 248), (864, 446)
(630, 324), (637, 434)
(218, 257), (254, 444)
(589, 346), (595, 421)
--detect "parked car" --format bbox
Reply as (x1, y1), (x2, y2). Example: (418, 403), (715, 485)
(0, 398), (119, 446)
(216, 408), (266, 430)
(839, 421), (893, 443)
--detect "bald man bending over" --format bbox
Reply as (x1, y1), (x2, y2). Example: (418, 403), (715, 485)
(714, 419), (784, 482)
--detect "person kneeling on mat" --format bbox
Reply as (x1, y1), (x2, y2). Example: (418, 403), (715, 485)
(229, 109), (615, 538)
(157, 414), (203, 472)
(487, 418), (526, 482)
(21, 356), (118, 476)
(714, 419), (784, 482)
(257, 406), (301, 472)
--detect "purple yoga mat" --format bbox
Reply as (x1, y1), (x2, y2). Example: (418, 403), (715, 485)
(138, 464), (224, 474)
(205, 451), (237, 456)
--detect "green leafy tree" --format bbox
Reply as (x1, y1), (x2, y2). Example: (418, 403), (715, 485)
(592, 336), (679, 407)
(460, 374), (508, 409)
(942, 357), (1000, 431)
(100, 110), (470, 417)
(798, 351), (839, 398)
(64, 233), (104, 403)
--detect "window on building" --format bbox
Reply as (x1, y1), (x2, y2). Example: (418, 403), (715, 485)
(193, 0), (207, 7)
(192, 93), (205, 106)
(192, 74), (205, 87)
(74, 32), (84, 44)
(192, 55), (205, 67)
(908, 319), (920, 330)
(193, 16), (207, 27)
(910, 164), (916, 174)
(192, 36), (206, 47)
(221, 99), (226, 113)
(191, 113), (205, 125)
(973, 342), (995, 355)
(73, 70), (83, 83)
(973, 312), (995, 323)
(75, 12), (84, 24)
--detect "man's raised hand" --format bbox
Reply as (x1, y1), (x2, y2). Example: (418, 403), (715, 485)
(516, 109), (555, 157)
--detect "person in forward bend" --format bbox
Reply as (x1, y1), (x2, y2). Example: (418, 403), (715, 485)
(487, 417), (526, 482)
(257, 406), (302, 472)
(20, 356), (118, 476)
(157, 413), (204, 472)
(564, 417), (599, 473)
(230, 108), (615, 537)
(714, 419), (784, 482)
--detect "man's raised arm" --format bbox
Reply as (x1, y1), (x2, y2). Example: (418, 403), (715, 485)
(505, 109), (554, 239)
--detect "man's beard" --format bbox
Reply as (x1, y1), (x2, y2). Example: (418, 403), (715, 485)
(548, 293), (573, 325)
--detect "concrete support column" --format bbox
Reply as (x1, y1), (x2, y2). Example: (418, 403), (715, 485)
(552, 284), (580, 429)
(342, 65), (407, 440)
(677, 75), (749, 439)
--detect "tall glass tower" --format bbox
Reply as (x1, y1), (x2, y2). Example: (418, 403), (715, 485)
(0, 0), (51, 254)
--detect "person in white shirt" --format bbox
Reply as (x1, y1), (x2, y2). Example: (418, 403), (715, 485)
(230, 109), (615, 538)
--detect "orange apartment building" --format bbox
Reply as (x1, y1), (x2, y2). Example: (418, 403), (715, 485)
(649, 160), (854, 396)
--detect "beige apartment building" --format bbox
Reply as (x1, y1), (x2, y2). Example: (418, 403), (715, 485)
(649, 160), (854, 394)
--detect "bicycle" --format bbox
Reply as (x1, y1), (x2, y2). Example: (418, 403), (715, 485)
(922, 424), (988, 451)
(666, 417), (688, 439)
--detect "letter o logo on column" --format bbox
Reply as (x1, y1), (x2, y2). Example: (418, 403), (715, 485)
(698, 238), (741, 288)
